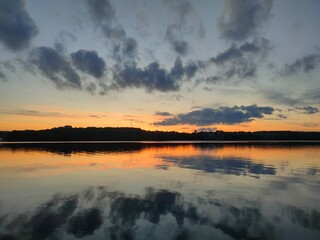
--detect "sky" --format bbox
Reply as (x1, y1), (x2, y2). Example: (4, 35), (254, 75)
(0, 0), (320, 132)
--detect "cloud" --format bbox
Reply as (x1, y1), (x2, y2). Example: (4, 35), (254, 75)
(300, 123), (320, 128)
(86, 0), (115, 24)
(263, 90), (301, 106)
(294, 106), (319, 114)
(208, 38), (272, 81)
(162, 0), (193, 24)
(113, 57), (201, 92)
(0, 61), (15, 82)
(155, 111), (172, 117)
(304, 87), (320, 103)
(172, 39), (189, 56)
(86, 0), (138, 61)
(218, 0), (273, 41)
(29, 47), (82, 90)
(281, 54), (320, 76)
(0, 0), (38, 51)
(162, 0), (204, 56)
(86, 0), (123, 42)
(0, 70), (6, 81)
(54, 31), (77, 53)
(276, 113), (288, 119)
(165, 24), (189, 56)
(264, 86), (320, 106)
(112, 37), (138, 61)
(71, 50), (106, 78)
(102, 25), (126, 41)
(154, 104), (274, 126)
(0, 109), (62, 117)
(122, 38), (138, 58)
(113, 62), (180, 92)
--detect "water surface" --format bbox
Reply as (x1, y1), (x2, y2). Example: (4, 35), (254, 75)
(0, 142), (319, 240)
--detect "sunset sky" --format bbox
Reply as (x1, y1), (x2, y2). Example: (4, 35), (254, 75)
(0, 0), (320, 132)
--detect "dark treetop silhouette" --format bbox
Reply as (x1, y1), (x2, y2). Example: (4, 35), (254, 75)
(1, 126), (320, 141)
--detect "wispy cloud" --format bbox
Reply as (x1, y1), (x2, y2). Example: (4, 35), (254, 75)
(207, 38), (272, 81)
(218, 0), (273, 41)
(290, 106), (319, 114)
(281, 54), (320, 76)
(155, 111), (172, 117)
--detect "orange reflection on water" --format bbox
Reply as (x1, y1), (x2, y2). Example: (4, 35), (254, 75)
(0, 143), (319, 178)
(0, 146), (172, 178)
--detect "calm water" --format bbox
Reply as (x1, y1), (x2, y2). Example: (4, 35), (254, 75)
(0, 142), (319, 240)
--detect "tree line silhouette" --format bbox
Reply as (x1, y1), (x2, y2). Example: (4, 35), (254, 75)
(1, 126), (320, 141)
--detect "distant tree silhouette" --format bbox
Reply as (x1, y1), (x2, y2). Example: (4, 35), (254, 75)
(2, 126), (320, 141)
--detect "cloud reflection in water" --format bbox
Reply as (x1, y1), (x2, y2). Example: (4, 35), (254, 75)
(0, 143), (319, 239)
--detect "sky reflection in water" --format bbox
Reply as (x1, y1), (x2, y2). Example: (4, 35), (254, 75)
(0, 142), (319, 240)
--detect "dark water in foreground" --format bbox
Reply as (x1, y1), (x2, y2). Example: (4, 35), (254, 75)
(0, 142), (319, 240)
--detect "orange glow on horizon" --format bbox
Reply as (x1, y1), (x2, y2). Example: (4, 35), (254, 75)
(1, 109), (320, 132)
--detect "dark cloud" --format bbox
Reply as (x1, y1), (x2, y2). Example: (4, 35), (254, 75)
(155, 111), (172, 117)
(218, 0), (273, 41)
(170, 57), (201, 79)
(0, 70), (6, 81)
(166, 24), (189, 56)
(169, 57), (184, 80)
(276, 113), (288, 119)
(30, 47), (82, 90)
(154, 104), (274, 126)
(294, 106), (319, 114)
(113, 57), (201, 92)
(281, 54), (320, 76)
(86, 0), (138, 62)
(0, 0), (38, 51)
(162, 0), (205, 55)
(121, 37), (138, 58)
(71, 50), (106, 78)
(212, 39), (269, 64)
(172, 40), (189, 56)
(113, 62), (180, 92)
(86, 0), (115, 24)
(102, 25), (126, 41)
(185, 61), (200, 77)
(208, 38), (272, 81)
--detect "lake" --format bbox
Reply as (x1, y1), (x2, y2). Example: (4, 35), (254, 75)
(0, 142), (319, 240)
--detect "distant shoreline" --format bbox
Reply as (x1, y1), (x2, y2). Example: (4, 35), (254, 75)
(2, 141), (320, 147)
(1, 126), (320, 142)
